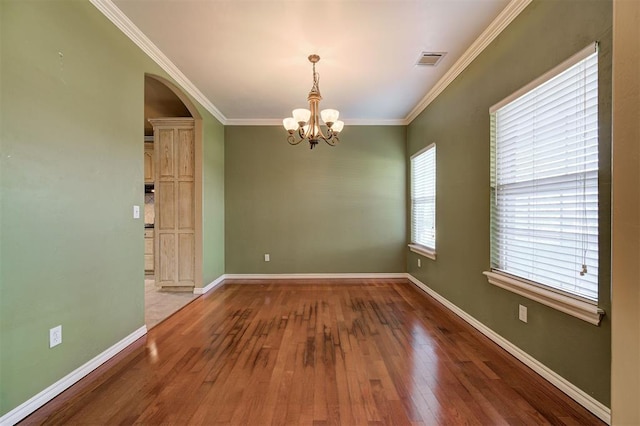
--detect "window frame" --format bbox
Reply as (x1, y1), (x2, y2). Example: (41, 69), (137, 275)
(409, 143), (437, 260)
(484, 43), (604, 325)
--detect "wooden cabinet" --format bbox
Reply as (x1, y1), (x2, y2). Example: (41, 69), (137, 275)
(144, 228), (154, 273)
(149, 118), (195, 291)
(144, 142), (154, 274)
(144, 142), (154, 183)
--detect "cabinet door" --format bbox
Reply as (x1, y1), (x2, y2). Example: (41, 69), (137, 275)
(144, 143), (154, 183)
(150, 119), (195, 290)
(144, 230), (154, 272)
(144, 237), (154, 255)
(144, 254), (154, 272)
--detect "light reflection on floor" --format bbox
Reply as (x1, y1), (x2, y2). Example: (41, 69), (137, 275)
(409, 318), (442, 422)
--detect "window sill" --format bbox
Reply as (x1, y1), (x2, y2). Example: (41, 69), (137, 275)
(483, 271), (604, 326)
(409, 244), (436, 260)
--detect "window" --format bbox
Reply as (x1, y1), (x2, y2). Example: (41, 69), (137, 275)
(485, 44), (603, 324)
(410, 144), (436, 259)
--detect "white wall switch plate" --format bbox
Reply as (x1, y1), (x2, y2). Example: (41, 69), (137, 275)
(418, 258), (421, 268)
(264, 254), (270, 262)
(133, 205), (140, 219)
(519, 304), (528, 323)
(50, 325), (62, 348)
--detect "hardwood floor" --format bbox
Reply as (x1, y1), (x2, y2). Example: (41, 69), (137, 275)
(22, 279), (604, 425)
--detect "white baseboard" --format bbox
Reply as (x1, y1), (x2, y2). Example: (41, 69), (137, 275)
(193, 272), (408, 295)
(223, 272), (407, 280)
(193, 275), (226, 295)
(0, 325), (147, 426)
(405, 274), (611, 424)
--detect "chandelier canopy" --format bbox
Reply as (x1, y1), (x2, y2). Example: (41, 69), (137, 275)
(282, 54), (344, 149)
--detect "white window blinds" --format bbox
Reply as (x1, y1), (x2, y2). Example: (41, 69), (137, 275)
(411, 144), (436, 251)
(490, 45), (599, 301)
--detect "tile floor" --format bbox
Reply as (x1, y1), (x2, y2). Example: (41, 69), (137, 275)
(144, 276), (198, 329)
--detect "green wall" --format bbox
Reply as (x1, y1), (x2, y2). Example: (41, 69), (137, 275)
(202, 103), (225, 285)
(407, 0), (612, 405)
(0, 0), (224, 416)
(225, 126), (406, 274)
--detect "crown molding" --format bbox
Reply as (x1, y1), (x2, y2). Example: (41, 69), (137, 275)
(224, 119), (285, 126)
(91, 0), (530, 127)
(89, 0), (227, 125)
(344, 119), (406, 126)
(404, 0), (533, 124)
(225, 118), (407, 126)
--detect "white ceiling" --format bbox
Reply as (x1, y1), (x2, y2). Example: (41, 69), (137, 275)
(110, 0), (519, 125)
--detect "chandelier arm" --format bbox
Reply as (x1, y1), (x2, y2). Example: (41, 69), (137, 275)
(287, 134), (304, 145)
(324, 135), (339, 146)
(315, 125), (328, 140)
(318, 131), (339, 146)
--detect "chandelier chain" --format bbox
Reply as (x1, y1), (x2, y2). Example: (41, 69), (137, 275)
(312, 63), (320, 94)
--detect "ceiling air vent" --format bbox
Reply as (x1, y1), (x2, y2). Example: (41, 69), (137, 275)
(416, 52), (446, 66)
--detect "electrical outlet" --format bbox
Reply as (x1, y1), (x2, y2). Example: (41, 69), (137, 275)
(49, 325), (62, 348)
(264, 253), (270, 262)
(518, 305), (528, 323)
(418, 258), (421, 268)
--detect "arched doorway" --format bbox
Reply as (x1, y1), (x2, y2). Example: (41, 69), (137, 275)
(143, 74), (204, 328)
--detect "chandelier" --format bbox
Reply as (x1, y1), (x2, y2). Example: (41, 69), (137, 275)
(282, 54), (344, 149)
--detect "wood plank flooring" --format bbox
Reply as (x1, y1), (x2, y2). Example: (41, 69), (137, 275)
(22, 279), (604, 425)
